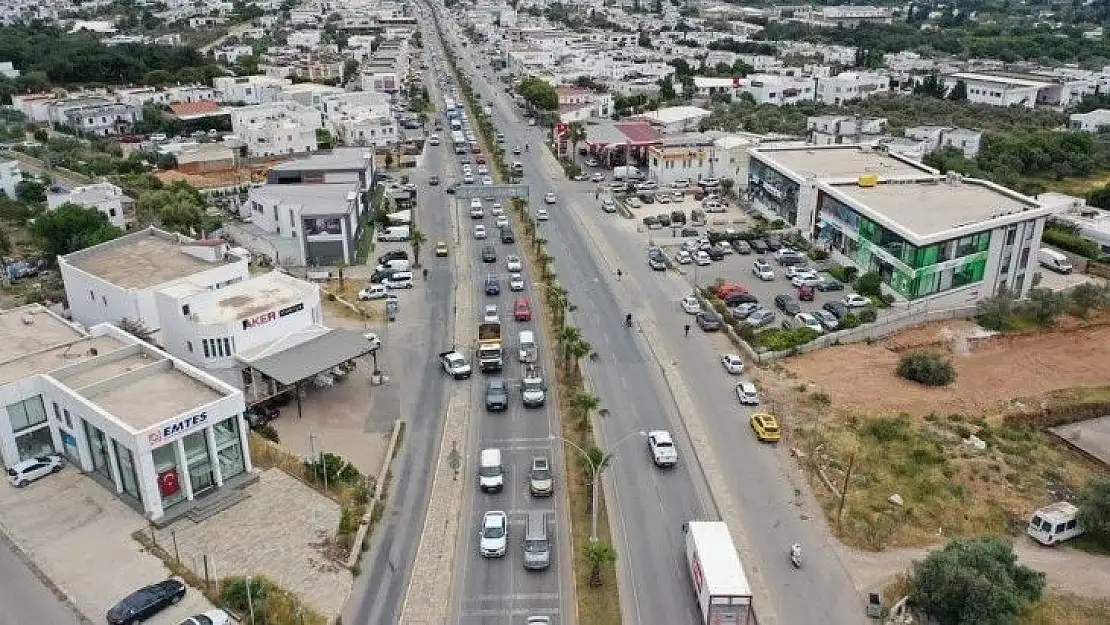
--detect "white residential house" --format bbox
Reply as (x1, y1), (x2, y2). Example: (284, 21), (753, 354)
(554, 86), (614, 123)
(62, 102), (142, 136)
(1070, 109), (1110, 133)
(47, 182), (135, 230)
(215, 45), (254, 65)
(0, 159), (20, 199)
(941, 73), (1047, 108)
(815, 72), (890, 105)
(287, 29), (322, 48)
(213, 75), (292, 105)
(807, 116), (886, 145)
(230, 102), (321, 157)
(633, 106), (712, 134)
(739, 75), (816, 106)
(322, 92), (398, 147)
(904, 126), (984, 159)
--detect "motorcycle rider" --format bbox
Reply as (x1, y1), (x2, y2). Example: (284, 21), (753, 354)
(790, 543), (802, 566)
(625, 313), (633, 327)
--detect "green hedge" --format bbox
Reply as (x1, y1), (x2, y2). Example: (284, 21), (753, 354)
(756, 326), (820, 351)
(1042, 226), (1104, 261)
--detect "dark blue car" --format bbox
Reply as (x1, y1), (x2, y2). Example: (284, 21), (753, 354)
(106, 579), (186, 625)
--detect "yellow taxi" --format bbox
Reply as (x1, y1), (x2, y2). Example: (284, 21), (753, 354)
(749, 413), (781, 442)
(435, 241), (449, 257)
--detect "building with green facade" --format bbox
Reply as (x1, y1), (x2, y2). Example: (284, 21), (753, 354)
(746, 145), (1052, 301)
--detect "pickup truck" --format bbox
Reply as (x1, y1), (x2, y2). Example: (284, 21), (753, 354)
(439, 350), (472, 379)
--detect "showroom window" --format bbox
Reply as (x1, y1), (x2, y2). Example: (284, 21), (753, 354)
(184, 430), (215, 496)
(213, 417), (246, 480)
(113, 440), (142, 502)
(83, 421), (113, 480)
(7, 396), (47, 432)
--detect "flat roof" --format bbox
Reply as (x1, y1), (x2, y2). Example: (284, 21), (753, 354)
(948, 72), (1050, 88)
(162, 271), (316, 324)
(81, 366), (224, 431)
(269, 147), (370, 172)
(0, 305), (126, 385)
(64, 229), (226, 290)
(830, 178), (1039, 240)
(754, 146), (929, 180)
(250, 183), (354, 215)
(244, 328), (374, 385)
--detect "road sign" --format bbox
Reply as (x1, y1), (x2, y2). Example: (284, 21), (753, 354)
(453, 184), (529, 200)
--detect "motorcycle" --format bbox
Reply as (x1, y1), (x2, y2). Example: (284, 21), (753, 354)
(790, 544), (802, 569)
(625, 314), (633, 328)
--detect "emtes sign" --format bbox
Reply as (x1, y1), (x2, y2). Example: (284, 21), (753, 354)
(148, 412), (208, 445)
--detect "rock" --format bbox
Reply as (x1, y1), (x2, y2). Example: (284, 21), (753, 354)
(964, 435), (987, 453)
(888, 493), (904, 507)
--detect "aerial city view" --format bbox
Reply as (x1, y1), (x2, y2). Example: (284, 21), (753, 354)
(2, 0), (1110, 623)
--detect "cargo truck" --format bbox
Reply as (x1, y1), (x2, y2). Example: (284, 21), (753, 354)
(682, 521), (754, 625)
(477, 322), (504, 372)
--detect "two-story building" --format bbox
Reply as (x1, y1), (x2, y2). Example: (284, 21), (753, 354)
(0, 159), (20, 199)
(815, 72), (890, 105)
(1069, 109), (1110, 133)
(229, 102), (321, 157)
(47, 182), (135, 230)
(213, 75), (292, 105)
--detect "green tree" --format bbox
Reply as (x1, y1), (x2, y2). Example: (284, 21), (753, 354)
(913, 74), (948, 99)
(853, 271), (883, 299)
(135, 184), (205, 235)
(896, 350), (956, 386)
(1069, 282), (1110, 318)
(409, 228), (427, 267)
(975, 289), (1018, 331)
(15, 179), (46, 204)
(910, 536), (1045, 625)
(1079, 474), (1110, 542)
(657, 76), (676, 102)
(31, 202), (122, 260)
(0, 225), (10, 256)
(568, 391), (600, 431)
(585, 540), (617, 587)
(947, 79), (968, 101)
(567, 121), (586, 155)
(1020, 287), (1065, 326)
(516, 77), (558, 111)
(1087, 183), (1110, 210)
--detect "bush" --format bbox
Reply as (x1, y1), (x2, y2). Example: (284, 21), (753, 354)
(304, 452), (364, 488)
(840, 313), (861, 329)
(220, 576), (327, 625)
(826, 264), (858, 284)
(975, 289), (1018, 331)
(1042, 225), (1102, 260)
(255, 424), (280, 443)
(756, 326), (820, 351)
(857, 307), (878, 323)
(897, 350), (956, 386)
(807, 247), (829, 261)
(854, 271), (883, 298)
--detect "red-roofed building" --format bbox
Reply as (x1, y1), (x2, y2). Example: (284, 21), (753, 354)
(170, 100), (225, 120)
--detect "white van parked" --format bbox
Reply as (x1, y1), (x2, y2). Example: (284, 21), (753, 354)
(376, 258), (411, 273)
(382, 271), (414, 289)
(1027, 501), (1083, 546)
(1038, 248), (1073, 274)
(378, 226), (411, 242)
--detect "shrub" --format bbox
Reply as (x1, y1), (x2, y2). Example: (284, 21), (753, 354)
(854, 271), (883, 299)
(857, 307), (878, 323)
(826, 264), (858, 284)
(756, 326), (820, 351)
(897, 350), (956, 386)
(1042, 225), (1102, 260)
(975, 289), (1018, 331)
(862, 414), (911, 443)
(840, 313), (861, 329)
(304, 452), (364, 488)
(255, 424), (281, 443)
(807, 247), (829, 261)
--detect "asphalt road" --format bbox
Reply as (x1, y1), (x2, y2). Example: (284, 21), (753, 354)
(341, 60), (457, 625)
(439, 25), (718, 625)
(0, 534), (83, 625)
(421, 12), (576, 624)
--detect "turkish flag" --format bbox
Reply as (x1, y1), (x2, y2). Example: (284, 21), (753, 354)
(158, 469), (180, 496)
(733, 77), (741, 88)
(555, 123), (568, 137)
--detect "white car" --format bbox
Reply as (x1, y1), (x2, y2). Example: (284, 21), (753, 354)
(784, 265), (812, 279)
(720, 354), (745, 375)
(363, 332), (382, 351)
(479, 510), (508, 557)
(793, 312), (824, 333)
(735, 381), (760, 405)
(469, 199), (484, 218)
(491, 202), (504, 216)
(752, 261), (774, 281)
(842, 293), (872, 308)
(694, 250), (711, 266)
(544, 191), (557, 204)
(509, 273), (525, 291)
(474, 224), (487, 239)
(791, 272), (821, 288)
(680, 296), (701, 315)
(462, 173), (475, 184)
(494, 214), (508, 228)
(506, 255), (523, 271)
(358, 285), (388, 300)
(439, 350), (472, 379)
(535, 209), (549, 221)
(481, 176), (494, 185)
(483, 304), (499, 323)
(675, 250), (692, 265)
(477, 164), (489, 175)
(180, 610), (233, 625)
(591, 172), (605, 182)
(601, 197), (617, 212)
(682, 239), (699, 253)
(7, 454), (63, 487)
(647, 430), (678, 467)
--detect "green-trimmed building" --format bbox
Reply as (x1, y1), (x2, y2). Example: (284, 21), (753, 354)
(745, 145), (1052, 301)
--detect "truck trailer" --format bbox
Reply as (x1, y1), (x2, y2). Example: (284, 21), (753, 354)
(477, 322), (504, 372)
(682, 521), (754, 625)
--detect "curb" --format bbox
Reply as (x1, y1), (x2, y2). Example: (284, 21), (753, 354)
(346, 419), (404, 569)
(0, 519), (95, 624)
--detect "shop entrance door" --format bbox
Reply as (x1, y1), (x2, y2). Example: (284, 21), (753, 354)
(60, 431), (80, 464)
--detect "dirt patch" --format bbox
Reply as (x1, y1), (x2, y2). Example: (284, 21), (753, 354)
(782, 316), (1110, 417)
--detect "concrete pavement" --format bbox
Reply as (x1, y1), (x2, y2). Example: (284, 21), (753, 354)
(0, 532), (86, 625)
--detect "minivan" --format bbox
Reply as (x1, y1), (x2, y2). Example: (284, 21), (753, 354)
(478, 448), (504, 493)
(1038, 248), (1073, 274)
(376, 258), (411, 273)
(522, 511), (551, 570)
(1028, 501), (1083, 546)
(383, 271), (414, 289)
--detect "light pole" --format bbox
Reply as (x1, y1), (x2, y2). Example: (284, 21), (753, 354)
(550, 430), (646, 542)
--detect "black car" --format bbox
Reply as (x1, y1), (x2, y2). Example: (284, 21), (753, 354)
(481, 246), (497, 263)
(446, 185), (457, 194)
(775, 294), (802, 315)
(723, 291), (758, 306)
(777, 252), (807, 266)
(485, 276), (500, 295)
(765, 234), (783, 251)
(639, 193), (655, 204)
(500, 227), (514, 244)
(106, 579), (186, 625)
(695, 311), (721, 331)
(485, 378), (509, 411)
(371, 269), (396, 283)
(681, 227), (699, 237)
(671, 210), (687, 225)
(655, 213), (671, 227)
(429, 175), (440, 186)
(706, 247), (725, 261)
(733, 240), (752, 255)
(377, 250), (408, 265)
(750, 238), (769, 254)
(823, 300), (850, 320)
(817, 278), (845, 292)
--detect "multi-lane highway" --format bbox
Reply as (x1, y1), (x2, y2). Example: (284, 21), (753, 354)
(432, 12), (869, 625)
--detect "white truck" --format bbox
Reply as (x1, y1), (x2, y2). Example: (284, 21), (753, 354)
(1037, 248), (1073, 274)
(682, 521), (754, 625)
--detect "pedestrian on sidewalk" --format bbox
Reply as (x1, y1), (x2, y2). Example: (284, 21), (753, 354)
(684, 324), (691, 337)
(616, 269), (622, 281)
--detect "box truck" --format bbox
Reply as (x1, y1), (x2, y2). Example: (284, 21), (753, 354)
(612, 166), (643, 181)
(476, 322), (504, 372)
(682, 521), (754, 625)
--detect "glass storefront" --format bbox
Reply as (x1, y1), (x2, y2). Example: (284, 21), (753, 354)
(152, 444), (186, 508)
(113, 439), (141, 502)
(747, 158), (799, 225)
(184, 431), (214, 496)
(83, 421), (113, 481)
(213, 417), (246, 481)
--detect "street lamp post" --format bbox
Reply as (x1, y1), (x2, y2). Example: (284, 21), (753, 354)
(551, 431), (646, 542)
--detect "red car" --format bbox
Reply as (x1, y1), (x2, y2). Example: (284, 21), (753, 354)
(514, 297), (532, 321)
(475, 154), (486, 164)
(797, 285), (815, 301)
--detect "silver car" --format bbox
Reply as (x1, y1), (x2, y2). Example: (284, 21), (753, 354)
(745, 308), (776, 328)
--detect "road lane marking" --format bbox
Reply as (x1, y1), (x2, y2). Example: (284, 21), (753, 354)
(469, 593), (560, 602)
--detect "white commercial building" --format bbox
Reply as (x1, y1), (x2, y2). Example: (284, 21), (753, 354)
(0, 304), (252, 524)
(0, 159), (20, 199)
(213, 75), (292, 105)
(815, 72), (890, 105)
(230, 102), (321, 157)
(59, 227), (249, 341)
(739, 75), (816, 106)
(941, 73), (1048, 108)
(46, 182), (135, 230)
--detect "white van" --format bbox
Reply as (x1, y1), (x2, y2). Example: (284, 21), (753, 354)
(518, 329), (537, 363)
(470, 198), (484, 219)
(478, 448), (504, 492)
(1038, 248), (1073, 274)
(378, 226), (411, 242)
(612, 166), (643, 181)
(1028, 501), (1083, 546)
(383, 271), (414, 290)
(376, 258), (411, 273)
